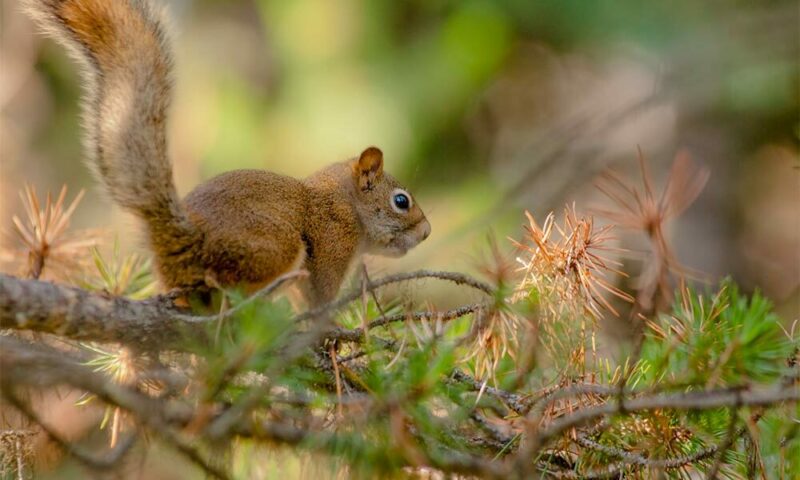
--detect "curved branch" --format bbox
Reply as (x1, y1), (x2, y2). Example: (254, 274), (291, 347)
(525, 386), (800, 460)
(450, 370), (530, 415)
(328, 303), (486, 342)
(296, 270), (495, 322)
(551, 432), (725, 480)
(574, 430), (722, 469)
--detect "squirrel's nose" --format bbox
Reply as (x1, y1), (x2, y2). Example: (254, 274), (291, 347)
(420, 220), (431, 240)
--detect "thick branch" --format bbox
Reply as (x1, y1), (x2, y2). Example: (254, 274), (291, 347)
(0, 270), (493, 348)
(0, 273), (191, 346)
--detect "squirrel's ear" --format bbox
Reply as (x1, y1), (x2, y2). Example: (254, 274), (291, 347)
(354, 146), (384, 191)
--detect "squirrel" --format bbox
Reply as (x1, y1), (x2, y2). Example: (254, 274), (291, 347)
(23, 0), (431, 306)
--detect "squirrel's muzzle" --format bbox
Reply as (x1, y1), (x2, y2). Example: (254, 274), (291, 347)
(419, 219), (431, 241)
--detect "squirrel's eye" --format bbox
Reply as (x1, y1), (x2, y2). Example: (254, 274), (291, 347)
(393, 193), (409, 210)
(391, 189), (412, 213)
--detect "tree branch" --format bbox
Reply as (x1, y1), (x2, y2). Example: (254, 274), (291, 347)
(328, 303), (486, 342)
(0, 386), (138, 471)
(296, 270), (494, 322)
(0, 273), (191, 347)
(574, 430), (721, 469)
(524, 385), (799, 461)
(0, 270), (493, 349)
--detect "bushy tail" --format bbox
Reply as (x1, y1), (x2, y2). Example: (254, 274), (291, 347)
(23, 0), (202, 266)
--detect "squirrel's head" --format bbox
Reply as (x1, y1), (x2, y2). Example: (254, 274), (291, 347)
(351, 147), (431, 257)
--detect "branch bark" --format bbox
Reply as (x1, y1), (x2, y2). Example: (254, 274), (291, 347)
(0, 273), (192, 347)
(0, 270), (493, 349)
(517, 384), (800, 473)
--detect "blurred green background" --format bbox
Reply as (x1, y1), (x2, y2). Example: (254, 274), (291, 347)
(1, 0), (798, 308)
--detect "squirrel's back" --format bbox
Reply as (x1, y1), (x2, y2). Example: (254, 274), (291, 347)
(23, 0), (205, 287)
(182, 170), (309, 288)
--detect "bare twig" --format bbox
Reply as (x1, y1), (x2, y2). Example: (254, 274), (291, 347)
(329, 344), (344, 417)
(526, 383), (617, 416)
(450, 369), (529, 414)
(297, 270), (494, 323)
(329, 303), (485, 342)
(525, 386), (799, 461)
(469, 411), (515, 446)
(574, 430), (721, 469)
(183, 270), (308, 325)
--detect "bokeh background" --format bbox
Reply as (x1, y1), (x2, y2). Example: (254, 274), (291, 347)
(1, 0), (799, 477)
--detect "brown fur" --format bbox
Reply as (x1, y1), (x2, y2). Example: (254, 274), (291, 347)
(23, 0), (430, 306)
